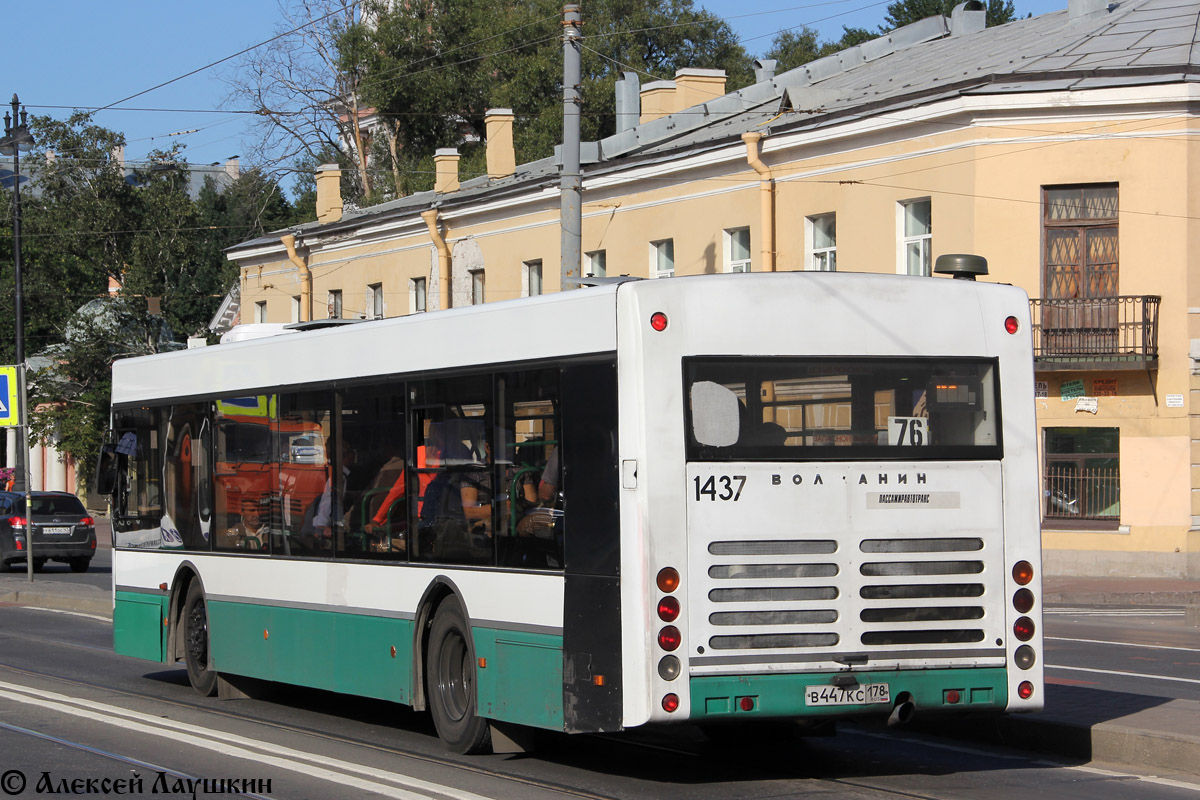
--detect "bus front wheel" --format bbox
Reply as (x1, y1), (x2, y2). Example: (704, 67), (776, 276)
(182, 581), (218, 697)
(426, 596), (492, 755)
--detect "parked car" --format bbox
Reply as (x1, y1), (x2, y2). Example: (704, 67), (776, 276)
(0, 491), (97, 573)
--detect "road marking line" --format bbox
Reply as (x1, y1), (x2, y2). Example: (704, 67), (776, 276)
(14, 606), (111, 623)
(0, 680), (493, 800)
(1064, 763), (1200, 792)
(1046, 664), (1200, 685)
(1047, 636), (1200, 654)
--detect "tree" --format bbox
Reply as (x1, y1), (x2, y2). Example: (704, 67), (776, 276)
(339, 0), (753, 198)
(221, 0), (372, 196)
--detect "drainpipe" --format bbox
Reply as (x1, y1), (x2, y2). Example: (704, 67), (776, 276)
(741, 132), (776, 272)
(422, 209), (450, 311)
(280, 233), (311, 321)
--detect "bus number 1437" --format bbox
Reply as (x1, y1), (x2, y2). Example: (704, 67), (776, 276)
(694, 475), (747, 502)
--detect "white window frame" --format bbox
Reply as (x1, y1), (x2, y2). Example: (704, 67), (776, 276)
(522, 259), (543, 297)
(290, 296), (301, 324)
(805, 213), (837, 272)
(650, 239), (674, 278)
(410, 277), (427, 314)
(470, 270), (485, 305)
(254, 301), (267, 324)
(327, 289), (342, 319)
(897, 198), (932, 276)
(585, 249), (606, 278)
(723, 227), (751, 273)
(367, 283), (384, 319)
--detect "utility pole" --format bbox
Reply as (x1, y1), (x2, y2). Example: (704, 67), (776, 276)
(560, 3), (582, 291)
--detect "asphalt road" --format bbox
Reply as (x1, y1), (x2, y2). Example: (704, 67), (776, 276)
(0, 603), (1197, 799)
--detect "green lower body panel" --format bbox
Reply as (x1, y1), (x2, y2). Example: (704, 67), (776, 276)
(691, 667), (1009, 719)
(207, 600), (415, 705)
(114, 591), (169, 662)
(473, 628), (564, 731)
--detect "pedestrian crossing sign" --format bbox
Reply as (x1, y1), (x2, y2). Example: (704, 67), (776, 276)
(0, 366), (18, 427)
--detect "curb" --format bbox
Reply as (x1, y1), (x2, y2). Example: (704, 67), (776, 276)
(1043, 591), (1199, 606)
(0, 588), (112, 618)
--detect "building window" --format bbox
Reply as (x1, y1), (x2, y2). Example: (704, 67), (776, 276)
(290, 296), (301, 323)
(898, 199), (931, 276)
(471, 270), (485, 305)
(367, 283), (384, 319)
(1043, 183), (1118, 301)
(724, 227), (751, 273)
(806, 213), (836, 271)
(1043, 427), (1120, 529)
(254, 301), (267, 324)
(523, 259), (543, 297)
(327, 290), (342, 319)
(651, 239), (674, 278)
(411, 278), (427, 313)
(585, 250), (606, 278)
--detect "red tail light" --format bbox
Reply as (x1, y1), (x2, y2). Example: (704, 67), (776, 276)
(81, 516), (95, 526)
(10, 516), (26, 528)
(1017, 681), (1034, 700)
(657, 596), (680, 622)
(658, 626), (681, 651)
(650, 312), (669, 332)
(1013, 588), (1034, 613)
(1013, 616), (1036, 641)
(1004, 316), (1020, 334)
(662, 693), (680, 712)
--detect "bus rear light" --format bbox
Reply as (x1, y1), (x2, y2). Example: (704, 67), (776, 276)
(657, 596), (680, 622)
(1004, 316), (1020, 334)
(1014, 645), (1036, 670)
(662, 693), (680, 712)
(1012, 561), (1034, 586)
(945, 690), (961, 704)
(656, 567), (680, 593)
(658, 655), (680, 681)
(1017, 681), (1034, 700)
(738, 696), (755, 712)
(658, 625), (681, 652)
(1013, 616), (1035, 641)
(650, 312), (669, 332)
(1013, 588), (1034, 613)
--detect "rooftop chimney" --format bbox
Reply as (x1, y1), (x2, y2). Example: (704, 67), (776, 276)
(224, 155), (240, 180)
(434, 148), (460, 193)
(673, 68), (727, 111)
(484, 109), (516, 180)
(615, 72), (640, 133)
(640, 80), (677, 124)
(753, 59), (778, 84)
(1069, 0), (1115, 18)
(949, 1), (986, 35)
(315, 163), (343, 224)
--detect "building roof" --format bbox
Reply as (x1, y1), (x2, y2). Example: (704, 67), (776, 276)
(227, 0), (1200, 256)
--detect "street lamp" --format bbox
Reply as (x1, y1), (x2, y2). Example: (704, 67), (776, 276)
(1, 93), (36, 581)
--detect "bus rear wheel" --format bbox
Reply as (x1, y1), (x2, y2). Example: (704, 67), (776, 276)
(426, 596), (491, 754)
(182, 581), (218, 696)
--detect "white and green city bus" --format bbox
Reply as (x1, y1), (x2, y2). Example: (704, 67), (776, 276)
(102, 264), (1043, 754)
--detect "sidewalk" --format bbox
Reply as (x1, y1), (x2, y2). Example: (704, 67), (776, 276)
(1, 564), (1197, 779)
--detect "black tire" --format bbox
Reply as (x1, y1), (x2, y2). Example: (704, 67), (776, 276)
(426, 596), (492, 754)
(182, 581), (218, 696)
(68, 558), (91, 573)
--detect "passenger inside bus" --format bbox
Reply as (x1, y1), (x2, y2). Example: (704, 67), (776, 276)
(222, 496), (268, 550)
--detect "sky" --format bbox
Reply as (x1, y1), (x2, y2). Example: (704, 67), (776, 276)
(2, 0), (1065, 195)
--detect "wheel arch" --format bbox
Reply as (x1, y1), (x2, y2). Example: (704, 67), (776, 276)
(411, 575), (470, 712)
(166, 560), (205, 663)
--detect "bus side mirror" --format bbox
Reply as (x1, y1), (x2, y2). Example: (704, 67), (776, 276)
(94, 443), (119, 495)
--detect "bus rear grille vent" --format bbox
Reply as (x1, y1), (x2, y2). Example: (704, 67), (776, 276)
(860, 606), (983, 622)
(861, 630), (985, 645)
(709, 586), (839, 602)
(710, 609), (838, 626)
(710, 564), (839, 579)
(709, 539), (837, 556)
(860, 583), (983, 599)
(710, 633), (839, 650)
(859, 561), (983, 577)
(860, 537), (983, 553)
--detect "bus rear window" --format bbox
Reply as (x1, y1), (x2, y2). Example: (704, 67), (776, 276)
(686, 357), (1000, 462)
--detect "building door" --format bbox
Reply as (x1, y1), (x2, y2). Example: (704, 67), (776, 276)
(1042, 184), (1118, 354)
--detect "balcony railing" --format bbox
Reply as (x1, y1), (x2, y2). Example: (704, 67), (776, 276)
(1043, 464), (1120, 530)
(1029, 295), (1160, 371)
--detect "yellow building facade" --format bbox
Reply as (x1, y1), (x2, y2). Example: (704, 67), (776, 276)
(228, 0), (1200, 577)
